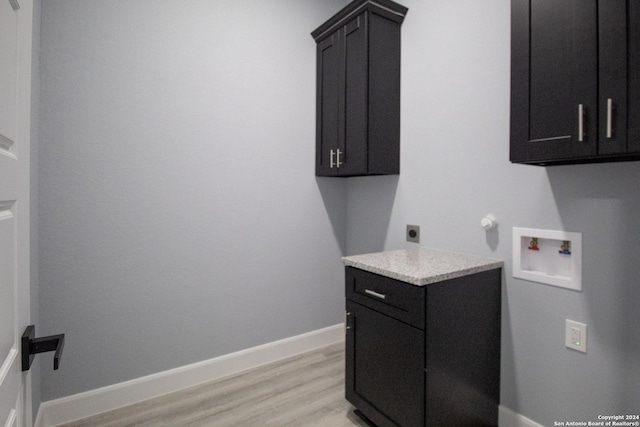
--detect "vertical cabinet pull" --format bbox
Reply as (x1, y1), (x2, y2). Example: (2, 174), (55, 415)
(606, 98), (613, 139)
(345, 311), (351, 333)
(329, 149), (343, 169)
(578, 104), (585, 142)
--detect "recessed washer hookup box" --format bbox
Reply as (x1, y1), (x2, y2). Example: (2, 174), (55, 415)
(513, 227), (582, 291)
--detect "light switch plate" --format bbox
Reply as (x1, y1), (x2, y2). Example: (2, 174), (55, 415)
(565, 319), (587, 353)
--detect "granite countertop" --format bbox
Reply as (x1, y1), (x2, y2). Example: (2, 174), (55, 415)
(342, 248), (503, 286)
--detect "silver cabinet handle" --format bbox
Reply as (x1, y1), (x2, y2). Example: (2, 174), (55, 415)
(364, 289), (386, 300)
(336, 149), (342, 168)
(606, 98), (613, 139)
(345, 311), (351, 333)
(578, 104), (585, 142)
(330, 149), (335, 168)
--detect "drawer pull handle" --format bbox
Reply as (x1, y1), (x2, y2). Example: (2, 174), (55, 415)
(365, 289), (386, 300)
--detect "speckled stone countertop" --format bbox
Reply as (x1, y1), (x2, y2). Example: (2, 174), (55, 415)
(342, 248), (503, 286)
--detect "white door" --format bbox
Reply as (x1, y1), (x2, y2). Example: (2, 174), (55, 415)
(1, 0), (33, 426)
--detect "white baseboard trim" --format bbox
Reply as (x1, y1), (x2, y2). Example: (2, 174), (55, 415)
(499, 405), (544, 427)
(35, 324), (344, 427)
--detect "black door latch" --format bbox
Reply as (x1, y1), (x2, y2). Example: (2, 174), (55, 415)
(21, 325), (65, 371)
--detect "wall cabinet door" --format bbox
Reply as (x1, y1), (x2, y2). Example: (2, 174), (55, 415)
(315, 15), (368, 177)
(510, 0), (598, 164)
(510, 0), (640, 165)
(345, 300), (425, 427)
(315, 32), (341, 176)
(598, 1), (640, 155)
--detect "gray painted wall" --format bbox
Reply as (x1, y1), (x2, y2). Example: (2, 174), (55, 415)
(36, 0), (640, 424)
(38, 0), (347, 401)
(346, 0), (640, 425)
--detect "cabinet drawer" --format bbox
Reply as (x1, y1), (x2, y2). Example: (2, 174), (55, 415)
(345, 267), (425, 329)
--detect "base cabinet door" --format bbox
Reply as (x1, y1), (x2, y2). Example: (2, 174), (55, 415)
(345, 300), (424, 427)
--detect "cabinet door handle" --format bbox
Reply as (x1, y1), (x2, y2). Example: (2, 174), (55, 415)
(336, 149), (342, 168)
(364, 289), (386, 300)
(345, 311), (351, 333)
(606, 98), (613, 139)
(578, 104), (585, 142)
(330, 149), (335, 168)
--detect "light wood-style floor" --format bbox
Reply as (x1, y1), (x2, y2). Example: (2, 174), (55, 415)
(58, 342), (369, 427)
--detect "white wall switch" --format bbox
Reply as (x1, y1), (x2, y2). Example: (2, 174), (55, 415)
(565, 319), (587, 353)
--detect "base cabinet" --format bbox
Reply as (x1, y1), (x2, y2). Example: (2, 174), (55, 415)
(345, 266), (501, 427)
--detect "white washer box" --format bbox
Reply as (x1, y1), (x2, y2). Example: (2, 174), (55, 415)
(513, 227), (582, 291)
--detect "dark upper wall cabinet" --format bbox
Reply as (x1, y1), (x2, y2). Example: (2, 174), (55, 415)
(312, 0), (407, 177)
(511, 0), (640, 166)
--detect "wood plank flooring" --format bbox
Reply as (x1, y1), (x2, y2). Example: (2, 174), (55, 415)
(58, 342), (369, 427)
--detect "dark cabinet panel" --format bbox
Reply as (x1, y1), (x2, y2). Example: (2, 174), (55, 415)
(425, 270), (502, 426)
(316, 33), (340, 176)
(598, 0), (628, 155)
(341, 14), (368, 176)
(346, 300), (424, 427)
(312, 0), (407, 177)
(345, 267), (501, 427)
(599, 0), (640, 155)
(367, 11), (402, 175)
(511, 0), (597, 164)
(630, 2), (640, 152)
(511, 0), (640, 165)
(346, 266), (425, 328)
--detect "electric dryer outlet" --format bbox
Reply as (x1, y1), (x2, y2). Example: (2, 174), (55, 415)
(406, 225), (420, 243)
